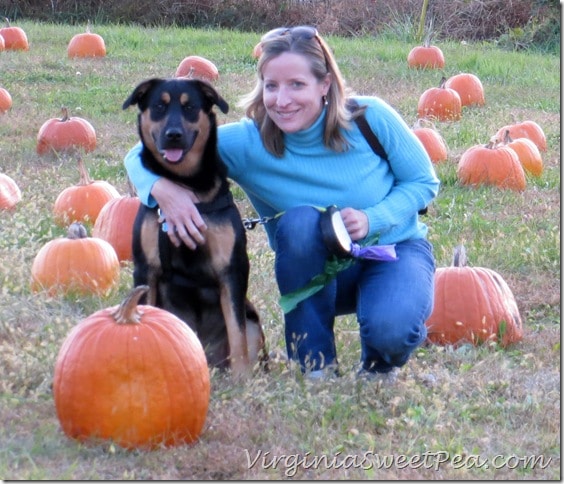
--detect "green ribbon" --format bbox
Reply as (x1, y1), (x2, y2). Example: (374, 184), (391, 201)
(279, 233), (380, 314)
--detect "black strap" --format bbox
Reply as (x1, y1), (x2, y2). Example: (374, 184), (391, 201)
(347, 98), (428, 216)
(347, 99), (388, 162)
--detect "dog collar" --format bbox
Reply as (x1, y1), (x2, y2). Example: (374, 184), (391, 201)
(194, 190), (234, 214)
(158, 191), (235, 233)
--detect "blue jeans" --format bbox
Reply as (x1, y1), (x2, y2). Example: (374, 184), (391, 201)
(274, 206), (435, 374)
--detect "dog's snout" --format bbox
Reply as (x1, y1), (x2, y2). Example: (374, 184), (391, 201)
(165, 127), (184, 141)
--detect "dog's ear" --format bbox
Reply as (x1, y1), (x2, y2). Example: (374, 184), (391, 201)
(122, 79), (165, 110)
(197, 80), (229, 115)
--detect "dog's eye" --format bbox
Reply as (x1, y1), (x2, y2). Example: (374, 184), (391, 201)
(153, 102), (167, 113)
(183, 103), (196, 113)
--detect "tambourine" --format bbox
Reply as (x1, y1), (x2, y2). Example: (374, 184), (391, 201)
(320, 205), (353, 258)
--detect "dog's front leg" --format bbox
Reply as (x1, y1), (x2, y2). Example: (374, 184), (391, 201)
(132, 207), (162, 307)
(219, 285), (250, 377)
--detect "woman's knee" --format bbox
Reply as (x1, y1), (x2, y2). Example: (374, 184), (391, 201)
(275, 206), (324, 256)
(362, 315), (424, 344)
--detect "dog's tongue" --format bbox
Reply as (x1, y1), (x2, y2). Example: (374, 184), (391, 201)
(164, 149), (183, 163)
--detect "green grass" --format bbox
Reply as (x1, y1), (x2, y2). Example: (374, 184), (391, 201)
(0, 21), (560, 480)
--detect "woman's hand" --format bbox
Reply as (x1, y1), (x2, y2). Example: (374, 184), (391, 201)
(151, 178), (207, 249)
(340, 207), (369, 241)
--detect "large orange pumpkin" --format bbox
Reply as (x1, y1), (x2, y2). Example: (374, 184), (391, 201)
(31, 222), (120, 296)
(501, 130), (543, 177)
(407, 43), (445, 69)
(0, 173), (22, 210)
(417, 77), (462, 121)
(93, 194), (141, 263)
(444, 73), (485, 107)
(68, 24), (106, 58)
(412, 119), (448, 163)
(53, 285), (210, 450)
(53, 158), (120, 226)
(175, 55), (219, 82)
(457, 140), (526, 192)
(495, 120), (547, 152)
(0, 87), (12, 114)
(0, 18), (29, 51)
(425, 245), (523, 347)
(37, 107), (97, 155)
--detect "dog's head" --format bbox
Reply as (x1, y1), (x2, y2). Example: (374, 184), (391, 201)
(123, 78), (229, 177)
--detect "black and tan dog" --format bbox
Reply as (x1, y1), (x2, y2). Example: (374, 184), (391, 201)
(123, 78), (266, 376)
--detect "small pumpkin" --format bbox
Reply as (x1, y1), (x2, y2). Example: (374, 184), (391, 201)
(175, 55), (219, 82)
(53, 285), (210, 450)
(68, 23), (106, 58)
(412, 119), (448, 163)
(407, 42), (445, 69)
(417, 77), (462, 122)
(0, 87), (12, 114)
(425, 245), (523, 347)
(31, 222), (120, 296)
(251, 41), (262, 59)
(501, 130), (543, 177)
(53, 157), (120, 226)
(0, 173), (22, 210)
(457, 139), (526, 192)
(495, 120), (547, 152)
(444, 72), (485, 107)
(0, 18), (29, 51)
(37, 107), (97, 155)
(93, 194), (141, 263)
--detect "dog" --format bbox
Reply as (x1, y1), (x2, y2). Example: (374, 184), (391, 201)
(123, 78), (266, 376)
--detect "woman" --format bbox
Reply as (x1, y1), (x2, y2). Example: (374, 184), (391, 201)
(125, 26), (440, 382)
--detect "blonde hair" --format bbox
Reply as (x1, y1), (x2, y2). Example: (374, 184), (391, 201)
(239, 28), (354, 157)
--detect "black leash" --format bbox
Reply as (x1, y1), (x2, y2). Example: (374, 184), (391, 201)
(242, 216), (274, 230)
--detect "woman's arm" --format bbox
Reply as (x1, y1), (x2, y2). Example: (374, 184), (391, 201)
(123, 143), (159, 207)
(123, 143), (207, 249)
(358, 97), (440, 236)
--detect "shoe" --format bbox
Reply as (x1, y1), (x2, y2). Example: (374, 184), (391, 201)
(304, 365), (339, 381)
(306, 369), (328, 380)
(357, 367), (399, 387)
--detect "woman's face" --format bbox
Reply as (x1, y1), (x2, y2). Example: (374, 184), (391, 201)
(262, 52), (331, 133)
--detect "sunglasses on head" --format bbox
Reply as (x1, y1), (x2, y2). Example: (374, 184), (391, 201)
(261, 25), (319, 42)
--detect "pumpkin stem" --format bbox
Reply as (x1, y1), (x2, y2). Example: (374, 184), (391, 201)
(484, 138), (499, 150)
(111, 286), (150, 324)
(452, 244), (468, 267)
(502, 129), (513, 144)
(60, 106), (70, 122)
(76, 157), (93, 186)
(414, 118), (436, 130)
(86, 19), (91, 33)
(439, 76), (447, 89)
(4, 17), (10, 28)
(67, 222), (88, 239)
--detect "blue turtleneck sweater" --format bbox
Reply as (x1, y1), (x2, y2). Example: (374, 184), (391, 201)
(124, 95), (439, 248)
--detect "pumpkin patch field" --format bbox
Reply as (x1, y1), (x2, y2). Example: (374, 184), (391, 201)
(0, 22), (559, 479)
